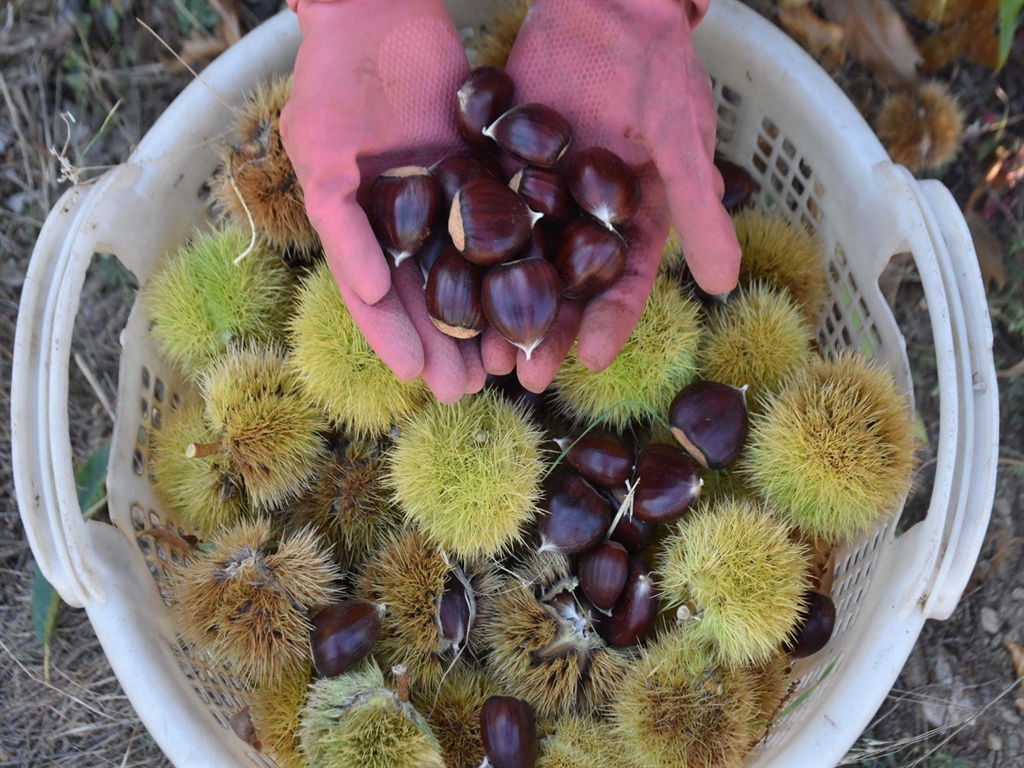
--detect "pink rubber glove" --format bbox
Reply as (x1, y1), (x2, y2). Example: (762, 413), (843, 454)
(280, 0), (486, 403)
(482, 0), (741, 393)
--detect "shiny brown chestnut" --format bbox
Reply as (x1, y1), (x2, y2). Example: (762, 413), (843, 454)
(483, 103), (572, 168)
(560, 429), (634, 489)
(437, 571), (472, 653)
(554, 217), (627, 300)
(480, 696), (538, 768)
(426, 246), (485, 339)
(537, 470), (612, 555)
(482, 257), (561, 360)
(608, 512), (656, 554)
(509, 167), (575, 220)
(449, 177), (540, 266)
(567, 147), (641, 229)
(369, 166), (440, 266)
(455, 67), (515, 148)
(600, 557), (657, 647)
(431, 153), (502, 209)
(578, 540), (630, 612)
(669, 380), (750, 469)
(415, 227), (451, 282)
(715, 157), (755, 212)
(514, 222), (554, 262)
(632, 443), (703, 525)
(785, 592), (836, 659)
(310, 600), (385, 677)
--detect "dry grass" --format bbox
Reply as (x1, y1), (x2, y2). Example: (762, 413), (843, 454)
(1, 0), (1022, 765)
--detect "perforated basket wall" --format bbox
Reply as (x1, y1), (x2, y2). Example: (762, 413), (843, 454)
(13, 1), (997, 767)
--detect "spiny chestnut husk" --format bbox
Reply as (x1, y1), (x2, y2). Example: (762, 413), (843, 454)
(299, 662), (444, 768)
(561, 430), (634, 489)
(608, 511), (655, 554)
(785, 591), (837, 659)
(509, 167), (575, 220)
(431, 152), (503, 209)
(555, 217), (627, 300)
(578, 541), (629, 612)
(716, 157), (755, 213)
(481, 553), (625, 718)
(480, 696), (538, 768)
(450, 177), (539, 265)
(669, 380), (750, 469)
(660, 498), (810, 665)
(483, 103), (572, 168)
(482, 257), (561, 360)
(600, 556), (657, 647)
(426, 246), (485, 339)
(537, 470), (612, 555)
(567, 147), (641, 229)
(310, 600), (385, 678)
(611, 628), (759, 768)
(455, 66), (515, 147)
(369, 166), (440, 266)
(632, 443), (702, 524)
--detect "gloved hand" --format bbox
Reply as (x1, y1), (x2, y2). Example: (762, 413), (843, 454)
(280, 0), (485, 403)
(482, 0), (742, 393)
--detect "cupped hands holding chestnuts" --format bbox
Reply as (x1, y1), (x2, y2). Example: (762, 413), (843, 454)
(282, 0), (739, 400)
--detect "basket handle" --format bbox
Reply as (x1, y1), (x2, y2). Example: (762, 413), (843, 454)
(912, 179), (999, 620)
(12, 181), (109, 608)
(878, 167), (998, 621)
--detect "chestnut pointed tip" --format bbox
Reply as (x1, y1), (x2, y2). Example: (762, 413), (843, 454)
(392, 251), (414, 267)
(517, 338), (542, 360)
(528, 208), (545, 228)
(481, 122), (497, 140)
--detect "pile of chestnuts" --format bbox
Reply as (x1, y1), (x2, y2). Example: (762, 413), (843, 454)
(365, 66), (642, 358)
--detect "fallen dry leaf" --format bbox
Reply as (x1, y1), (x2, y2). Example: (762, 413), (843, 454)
(1006, 639), (1024, 689)
(965, 211), (1008, 293)
(777, 3), (847, 73)
(917, 0), (1001, 70)
(823, 0), (922, 86)
(138, 527), (200, 553)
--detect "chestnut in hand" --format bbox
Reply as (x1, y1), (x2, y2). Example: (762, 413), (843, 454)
(482, 257), (561, 360)
(509, 167), (575, 220)
(431, 153), (502, 209)
(368, 166), (440, 266)
(425, 246), (485, 339)
(455, 67), (515, 147)
(449, 177), (540, 266)
(555, 217), (627, 300)
(483, 103), (572, 168)
(568, 147), (641, 229)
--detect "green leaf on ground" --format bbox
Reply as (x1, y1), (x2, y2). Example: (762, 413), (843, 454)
(1000, 0), (1024, 68)
(30, 441), (111, 665)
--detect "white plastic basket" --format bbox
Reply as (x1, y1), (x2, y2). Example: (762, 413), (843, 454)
(12, 1), (999, 765)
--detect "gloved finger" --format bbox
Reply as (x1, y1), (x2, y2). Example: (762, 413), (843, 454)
(481, 326), (518, 376)
(645, 86), (740, 296)
(516, 300), (583, 394)
(576, 168), (669, 371)
(391, 259), (466, 403)
(336, 277), (424, 382)
(459, 339), (488, 394)
(280, 99), (394, 307)
(314, 189), (394, 307)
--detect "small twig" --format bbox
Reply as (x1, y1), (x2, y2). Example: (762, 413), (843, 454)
(136, 18), (233, 111)
(393, 664), (410, 703)
(0, 67), (34, 188)
(605, 478), (639, 539)
(73, 351), (116, 421)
